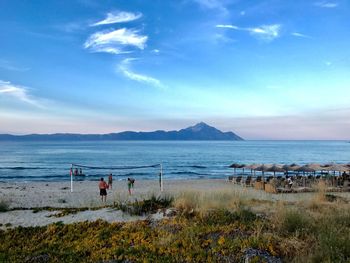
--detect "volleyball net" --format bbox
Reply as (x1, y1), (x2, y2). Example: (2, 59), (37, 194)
(69, 163), (163, 193)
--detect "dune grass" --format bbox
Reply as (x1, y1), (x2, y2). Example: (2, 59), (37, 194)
(0, 187), (349, 262)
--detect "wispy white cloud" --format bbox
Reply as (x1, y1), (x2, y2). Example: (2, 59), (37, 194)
(0, 80), (43, 108)
(291, 32), (311, 38)
(84, 28), (148, 54)
(0, 59), (30, 72)
(249, 24), (281, 40)
(216, 24), (282, 41)
(193, 0), (229, 15)
(118, 58), (164, 89)
(59, 22), (85, 33)
(314, 1), (338, 8)
(91, 11), (142, 26)
(216, 24), (239, 29)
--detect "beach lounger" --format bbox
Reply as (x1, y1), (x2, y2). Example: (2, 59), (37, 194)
(243, 176), (252, 187)
(227, 176), (234, 182)
(234, 176), (242, 184)
(266, 176), (273, 183)
(255, 176), (262, 182)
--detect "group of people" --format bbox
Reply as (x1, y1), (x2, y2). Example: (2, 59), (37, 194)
(71, 168), (84, 176)
(98, 174), (135, 202)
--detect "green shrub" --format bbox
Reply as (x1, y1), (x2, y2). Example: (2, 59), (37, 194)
(278, 210), (312, 236)
(203, 208), (256, 226)
(115, 194), (174, 216)
(0, 200), (9, 212)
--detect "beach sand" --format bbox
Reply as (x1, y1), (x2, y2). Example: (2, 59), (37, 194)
(1, 179), (350, 229)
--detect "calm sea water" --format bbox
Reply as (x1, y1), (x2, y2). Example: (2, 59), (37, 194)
(0, 141), (349, 182)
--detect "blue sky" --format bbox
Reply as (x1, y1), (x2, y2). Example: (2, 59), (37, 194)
(0, 0), (349, 139)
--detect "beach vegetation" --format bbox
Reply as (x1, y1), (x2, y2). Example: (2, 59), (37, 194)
(0, 190), (349, 262)
(114, 194), (173, 216)
(0, 199), (9, 212)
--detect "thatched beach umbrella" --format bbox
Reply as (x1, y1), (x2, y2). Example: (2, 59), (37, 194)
(323, 164), (348, 175)
(284, 163), (300, 170)
(345, 164), (350, 172)
(305, 163), (323, 171)
(296, 165), (316, 174)
(282, 163), (300, 175)
(255, 164), (272, 182)
(229, 163), (245, 174)
(246, 163), (260, 175)
(267, 164), (285, 176)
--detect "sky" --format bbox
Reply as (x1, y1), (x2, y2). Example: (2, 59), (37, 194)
(0, 0), (350, 139)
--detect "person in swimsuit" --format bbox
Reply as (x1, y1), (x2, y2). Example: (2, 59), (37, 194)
(127, 178), (135, 195)
(108, 174), (113, 189)
(98, 178), (108, 203)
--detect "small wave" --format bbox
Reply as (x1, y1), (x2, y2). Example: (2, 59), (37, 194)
(170, 171), (207, 176)
(118, 172), (149, 177)
(177, 165), (207, 169)
(0, 166), (46, 170)
(189, 165), (207, 169)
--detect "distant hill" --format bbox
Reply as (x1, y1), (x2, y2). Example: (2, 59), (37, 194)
(0, 122), (244, 141)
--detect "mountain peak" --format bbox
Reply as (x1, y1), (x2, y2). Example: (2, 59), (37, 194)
(186, 122), (214, 132)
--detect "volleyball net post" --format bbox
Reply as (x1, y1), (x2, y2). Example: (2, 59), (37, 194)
(70, 164), (73, 193)
(160, 164), (163, 192)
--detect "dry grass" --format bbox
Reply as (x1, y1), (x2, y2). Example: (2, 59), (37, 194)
(312, 180), (328, 202)
(173, 188), (245, 216)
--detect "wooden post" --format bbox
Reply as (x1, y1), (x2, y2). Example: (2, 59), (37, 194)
(160, 164), (163, 192)
(70, 164), (73, 193)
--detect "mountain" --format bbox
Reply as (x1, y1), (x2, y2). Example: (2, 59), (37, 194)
(0, 122), (244, 141)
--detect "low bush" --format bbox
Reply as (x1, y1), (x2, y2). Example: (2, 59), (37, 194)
(115, 194), (173, 216)
(0, 199), (9, 212)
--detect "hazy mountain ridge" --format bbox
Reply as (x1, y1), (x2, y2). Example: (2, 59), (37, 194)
(0, 122), (243, 141)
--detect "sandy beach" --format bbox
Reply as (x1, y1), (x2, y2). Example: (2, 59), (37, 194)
(1, 179), (350, 230)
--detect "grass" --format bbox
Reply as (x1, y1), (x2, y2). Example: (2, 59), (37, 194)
(114, 194), (174, 216)
(0, 188), (349, 262)
(173, 188), (245, 217)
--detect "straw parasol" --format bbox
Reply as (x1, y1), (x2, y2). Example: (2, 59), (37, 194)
(255, 164), (272, 175)
(229, 163), (245, 174)
(322, 164), (348, 174)
(305, 163), (323, 171)
(282, 163), (300, 172)
(296, 165), (316, 174)
(267, 164), (285, 176)
(245, 163), (260, 175)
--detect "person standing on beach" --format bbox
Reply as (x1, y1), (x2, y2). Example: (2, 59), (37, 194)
(108, 174), (113, 189)
(127, 178), (135, 195)
(99, 178), (108, 203)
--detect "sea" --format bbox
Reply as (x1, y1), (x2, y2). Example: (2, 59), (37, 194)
(0, 141), (350, 182)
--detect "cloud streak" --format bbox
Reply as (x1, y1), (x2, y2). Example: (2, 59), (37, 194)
(119, 59), (164, 89)
(0, 59), (30, 72)
(0, 80), (43, 108)
(84, 28), (148, 54)
(216, 24), (282, 41)
(291, 32), (311, 38)
(193, 0), (229, 15)
(314, 1), (338, 8)
(91, 11), (142, 26)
